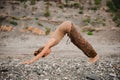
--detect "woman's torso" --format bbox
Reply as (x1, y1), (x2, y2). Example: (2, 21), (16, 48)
(51, 21), (72, 46)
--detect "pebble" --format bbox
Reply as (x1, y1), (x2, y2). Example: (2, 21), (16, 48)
(44, 79), (49, 80)
(86, 74), (99, 80)
(109, 73), (117, 77)
(64, 77), (68, 80)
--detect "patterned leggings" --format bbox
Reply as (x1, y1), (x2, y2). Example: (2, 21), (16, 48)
(67, 23), (97, 58)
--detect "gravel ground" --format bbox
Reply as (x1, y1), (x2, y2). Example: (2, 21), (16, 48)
(0, 53), (120, 80)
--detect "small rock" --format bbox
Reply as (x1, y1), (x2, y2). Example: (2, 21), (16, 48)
(109, 73), (116, 77)
(40, 74), (44, 77)
(64, 77), (68, 80)
(86, 74), (99, 80)
(25, 64), (30, 67)
(44, 79), (49, 80)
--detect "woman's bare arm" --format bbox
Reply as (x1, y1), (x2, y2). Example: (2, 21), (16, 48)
(22, 38), (56, 64)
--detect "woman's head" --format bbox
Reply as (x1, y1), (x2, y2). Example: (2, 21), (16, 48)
(34, 46), (44, 56)
(34, 46), (51, 57)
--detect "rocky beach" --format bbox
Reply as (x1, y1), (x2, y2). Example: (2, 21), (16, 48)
(0, 0), (120, 80)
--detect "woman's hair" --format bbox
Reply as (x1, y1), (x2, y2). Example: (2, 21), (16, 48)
(34, 46), (44, 56)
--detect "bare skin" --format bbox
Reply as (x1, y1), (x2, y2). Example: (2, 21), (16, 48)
(22, 38), (54, 64)
(22, 21), (99, 64)
(89, 55), (99, 63)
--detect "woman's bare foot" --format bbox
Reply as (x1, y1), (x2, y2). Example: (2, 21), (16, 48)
(89, 55), (99, 63)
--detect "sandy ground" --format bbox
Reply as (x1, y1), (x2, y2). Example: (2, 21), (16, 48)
(0, 27), (120, 56)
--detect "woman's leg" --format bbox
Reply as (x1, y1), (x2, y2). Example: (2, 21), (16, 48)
(68, 23), (99, 62)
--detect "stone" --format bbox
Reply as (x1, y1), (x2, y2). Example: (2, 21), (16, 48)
(109, 73), (117, 77)
(86, 74), (99, 80)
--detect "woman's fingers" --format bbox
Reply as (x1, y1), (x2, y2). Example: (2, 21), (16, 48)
(21, 61), (31, 64)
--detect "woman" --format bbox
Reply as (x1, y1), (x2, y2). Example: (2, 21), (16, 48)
(22, 21), (99, 64)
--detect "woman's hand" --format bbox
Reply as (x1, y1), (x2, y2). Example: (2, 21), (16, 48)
(21, 60), (33, 64)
